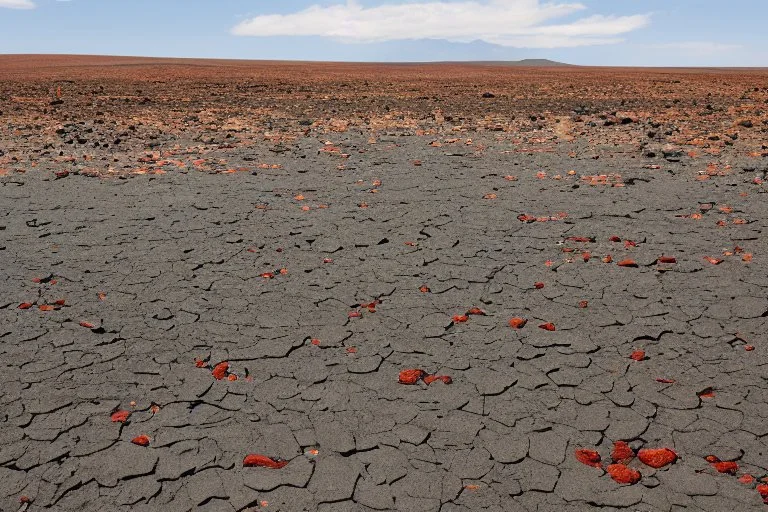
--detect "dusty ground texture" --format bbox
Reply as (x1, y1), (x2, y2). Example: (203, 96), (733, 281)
(1, 56), (768, 511)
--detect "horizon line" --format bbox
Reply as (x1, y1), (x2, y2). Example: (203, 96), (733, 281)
(1, 53), (767, 70)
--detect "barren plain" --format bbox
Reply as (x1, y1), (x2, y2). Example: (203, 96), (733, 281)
(1, 55), (767, 511)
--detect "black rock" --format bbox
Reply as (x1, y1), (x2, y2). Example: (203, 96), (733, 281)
(738, 119), (753, 128)
(482, 92), (495, 98)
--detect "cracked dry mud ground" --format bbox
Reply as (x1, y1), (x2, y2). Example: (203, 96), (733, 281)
(1, 58), (768, 511)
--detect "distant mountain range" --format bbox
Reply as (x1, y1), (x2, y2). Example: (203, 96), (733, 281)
(435, 59), (572, 67)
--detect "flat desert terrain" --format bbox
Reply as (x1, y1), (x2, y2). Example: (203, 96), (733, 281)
(1, 55), (767, 511)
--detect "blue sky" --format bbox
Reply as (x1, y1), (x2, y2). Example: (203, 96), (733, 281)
(0, 0), (763, 66)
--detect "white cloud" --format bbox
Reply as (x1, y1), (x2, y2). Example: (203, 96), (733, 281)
(231, 0), (650, 48)
(0, 0), (34, 8)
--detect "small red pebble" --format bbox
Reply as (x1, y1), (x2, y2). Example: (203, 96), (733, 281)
(195, 359), (206, 368)
(638, 448), (677, 468)
(744, 345), (755, 351)
(574, 448), (602, 468)
(243, 454), (289, 469)
(578, 300), (589, 308)
(423, 375), (453, 385)
(38, 305), (54, 311)
(602, 255), (613, 263)
(260, 272), (275, 279)
(19, 496), (30, 504)
(657, 256), (677, 264)
(345, 347), (357, 354)
(509, 317), (527, 329)
(18, 303), (33, 310)
(617, 259), (638, 268)
(630, 350), (646, 361)
(606, 464), (641, 485)
(398, 369), (425, 385)
(31, 277), (41, 283)
(656, 378), (676, 384)
(419, 285), (431, 293)
(582, 252), (591, 262)
(611, 441), (635, 464)
(698, 388), (716, 399)
(739, 474), (755, 485)
(710, 461), (739, 474)
(111, 410), (131, 423)
(227, 374), (238, 381)
(211, 362), (229, 380)
(452, 314), (469, 323)
(79, 321), (96, 329)
(534, 282), (545, 289)
(757, 483), (768, 498)
(466, 307), (486, 316)
(609, 236), (622, 242)
(348, 311), (362, 318)
(624, 240), (637, 248)
(323, 258), (334, 264)
(311, 338), (321, 346)
(539, 322), (556, 331)
(131, 435), (150, 447)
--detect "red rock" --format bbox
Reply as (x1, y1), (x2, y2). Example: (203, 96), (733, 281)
(638, 448), (677, 468)
(617, 259), (638, 268)
(630, 350), (646, 361)
(243, 454), (289, 469)
(657, 256), (677, 264)
(398, 369), (425, 385)
(211, 362), (229, 380)
(466, 307), (486, 316)
(131, 435), (150, 447)
(611, 441), (635, 464)
(534, 282), (545, 289)
(609, 236), (622, 242)
(110, 410), (131, 423)
(578, 300), (589, 308)
(539, 322), (556, 331)
(606, 464), (641, 484)
(655, 378), (676, 384)
(195, 359), (207, 368)
(79, 321), (96, 329)
(508, 317), (527, 329)
(711, 461), (738, 474)
(452, 314), (469, 323)
(738, 474), (754, 484)
(18, 302), (33, 309)
(424, 375), (453, 385)
(574, 448), (602, 468)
